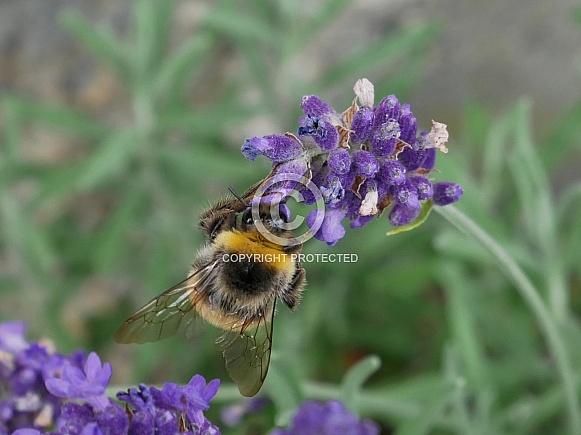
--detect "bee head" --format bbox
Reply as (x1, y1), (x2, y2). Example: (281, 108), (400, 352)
(239, 204), (290, 235)
(199, 207), (237, 241)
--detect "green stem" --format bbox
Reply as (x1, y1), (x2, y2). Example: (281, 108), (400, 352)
(435, 205), (581, 435)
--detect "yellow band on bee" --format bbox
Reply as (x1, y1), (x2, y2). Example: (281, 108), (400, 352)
(215, 231), (294, 272)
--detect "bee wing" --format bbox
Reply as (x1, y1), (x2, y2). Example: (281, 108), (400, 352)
(114, 260), (220, 344)
(220, 298), (276, 397)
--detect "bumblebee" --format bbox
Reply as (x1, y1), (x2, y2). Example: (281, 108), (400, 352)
(115, 175), (306, 396)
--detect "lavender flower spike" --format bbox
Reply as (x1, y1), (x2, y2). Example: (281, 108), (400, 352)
(271, 400), (379, 435)
(240, 78), (463, 245)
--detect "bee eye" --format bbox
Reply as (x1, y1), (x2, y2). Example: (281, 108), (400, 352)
(242, 209), (253, 225)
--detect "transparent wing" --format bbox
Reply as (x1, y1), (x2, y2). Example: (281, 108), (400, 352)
(220, 298), (276, 397)
(114, 260), (220, 344)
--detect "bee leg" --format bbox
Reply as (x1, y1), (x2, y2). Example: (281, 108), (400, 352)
(281, 268), (305, 311)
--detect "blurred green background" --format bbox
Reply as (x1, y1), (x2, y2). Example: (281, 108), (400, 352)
(1, 1), (581, 433)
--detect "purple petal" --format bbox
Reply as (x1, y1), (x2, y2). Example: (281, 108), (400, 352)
(409, 175), (433, 200)
(320, 176), (345, 206)
(0, 321), (29, 354)
(277, 400), (380, 435)
(84, 352), (112, 389)
(398, 103), (418, 143)
(129, 410), (155, 435)
(157, 382), (183, 411)
(421, 147), (436, 170)
(12, 430), (43, 435)
(298, 117), (339, 151)
(80, 422), (103, 435)
(202, 378), (220, 403)
(389, 203), (421, 226)
(94, 404), (129, 435)
(308, 209), (346, 246)
(390, 180), (420, 209)
(45, 377), (72, 398)
(300, 95), (335, 117)
(352, 150), (378, 177)
(242, 135), (302, 163)
(350, 107), (375, 145)
(433, 182), (464, 205)
(377, 160), (406, 185)
(155, 410), (179, 433)
(374, 95), (400, 128)
(369, 120), (400, 157)
(327, 148), (351, 175)
(56, 402), (95, 435)
(349, 214), (375, 229)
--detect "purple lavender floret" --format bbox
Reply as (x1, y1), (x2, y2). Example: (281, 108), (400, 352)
(300, 95), (336, 119)
(369, 120), (399, 157)
(46, 352), (112, 410)
(389, 202), (421, 226)
(409, 175), (433, 200)
(327, 148), (351, 175)
(241, 78), (463, 245)
(0, 321), (221, 434)
(374, 95), (400, 127)
(120, 375), (221, 435)
(0, 322), (29, 354)
(271, 400), (379, 435)
(306, 209), (346, 246)
(242, 135), (302, 162)
(221, 397), (269, 427)
(350, 107), (375, 145)
(433, 182), (464, 206)
(352, 150), (379, 178)
(298, 116), (339, 151)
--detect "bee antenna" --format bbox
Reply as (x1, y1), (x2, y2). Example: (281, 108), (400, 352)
(228, 187), (249, 206)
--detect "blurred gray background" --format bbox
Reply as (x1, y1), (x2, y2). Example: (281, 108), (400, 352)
(2, 0), (580, 129)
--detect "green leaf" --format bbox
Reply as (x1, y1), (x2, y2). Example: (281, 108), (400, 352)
(134, 0), (175, 85)
(154, 34), (215, 102)
(557, 183), (581, 273)
(435, 205), (581, 434)
(540, 101), (581, 171)
(510, 100), (554, 244)
(59, 10), (131, 85)
(340, 355), (381, 414)
(395, 382), (454, 435)
(441, 263), (489, 392)
(37, 130), (138, 201)
(387, 200), (433, 235)
(434, 230), (539, 275)
(319, 22), (439, 89)
(203, 4), (276, 43)
(92, 187), (144, 273)
(2, 96), (107, 139)
(76, 130), (139, 191)
(264, 358), (303, 427)
(480, 106), (511, 205)
(510, 100), (568, 322)
(0, 192), (55, 277)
